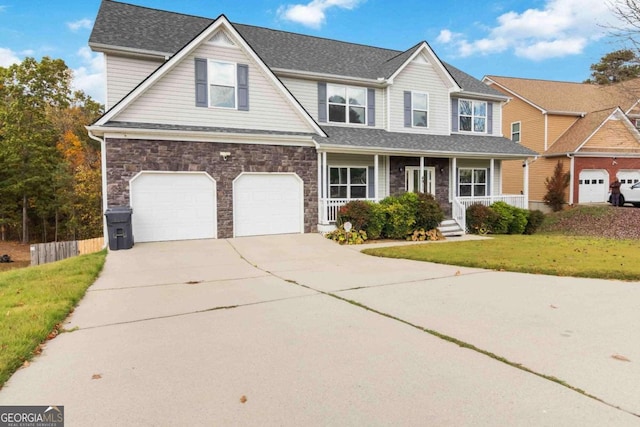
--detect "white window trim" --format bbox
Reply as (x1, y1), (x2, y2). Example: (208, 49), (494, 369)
(511, 121), (521, 143)
(208, 59), (237, 110)
(458, 99), (487, 134)
(411, 91), (429, 128)
(328, 166), (368, 199)
(327, 84), (368, 125)
(458, 167), (488, 197)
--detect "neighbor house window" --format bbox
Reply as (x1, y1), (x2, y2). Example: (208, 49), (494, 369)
(209, 60), (236, 108)
(459, 99), (487, 132)
(329, 167), (367, 198)
(327, 84), (367, 124)
(511, 122), (521, 143)
(458, 168), (487, 197)
(635, 119), (640, 130)
(412, 92), (429, 127)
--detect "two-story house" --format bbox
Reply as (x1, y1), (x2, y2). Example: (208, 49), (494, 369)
(87, 0), (536, 242)
(484, 75), (640, 210)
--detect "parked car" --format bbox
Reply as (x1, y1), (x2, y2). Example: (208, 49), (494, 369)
(609, 181), (640, 207)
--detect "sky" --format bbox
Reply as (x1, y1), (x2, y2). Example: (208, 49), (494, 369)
(0, 0), (633, 104)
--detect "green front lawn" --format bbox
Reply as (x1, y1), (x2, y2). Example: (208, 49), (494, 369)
(362, 235), (640, 281)
(0, 251), (106, 388)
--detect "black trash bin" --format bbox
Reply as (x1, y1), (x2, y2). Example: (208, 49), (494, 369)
(105, 206), (134, 250)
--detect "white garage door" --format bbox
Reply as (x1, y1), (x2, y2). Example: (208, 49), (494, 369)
(130, 172), (216, 242)
(617, 170), (640, 189)
(233, 173), (303, 237)
(578, 169), (608, 203)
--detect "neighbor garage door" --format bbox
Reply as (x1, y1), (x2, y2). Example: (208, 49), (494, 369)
(130, 172), (216, 242)
(617, 170), (640, 188)
(578, 169), (608, 203)
(233, 173), (303, 237)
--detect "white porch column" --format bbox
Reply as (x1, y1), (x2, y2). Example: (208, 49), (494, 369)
(322, 152), (328, 224)
(568, 155), (575, 205)
(452, 157), (457, 200)
(419, 156), (425, 193)
(374, 154), (379, 201)
(317, 152), (322, 224)
(523, 159), (529, 204)
(489, 158), (495, 201)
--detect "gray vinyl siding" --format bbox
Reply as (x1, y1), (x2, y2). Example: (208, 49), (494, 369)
(326, 153), (389, 199)
(390, 61), (450, 135)
(105, 54), (164, 109)
(279, 77), (385, 129)
(113, 44), (314, 133)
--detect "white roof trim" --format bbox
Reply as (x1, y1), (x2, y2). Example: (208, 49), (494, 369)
(575, 107), (631, 152)
(387, 42), (460, 90)
(94, 15), (326, 137)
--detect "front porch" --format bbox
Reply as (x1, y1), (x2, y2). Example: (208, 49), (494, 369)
(317, 152), (530, 233)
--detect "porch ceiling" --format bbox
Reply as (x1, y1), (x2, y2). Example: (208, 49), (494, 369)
(315, 126), (539, 159)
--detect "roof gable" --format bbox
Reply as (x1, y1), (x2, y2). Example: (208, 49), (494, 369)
(94, 14), (325, 136)
(385, 42), (460, 92)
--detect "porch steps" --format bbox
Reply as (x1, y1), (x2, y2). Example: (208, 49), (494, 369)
(438, 219), (465, 237)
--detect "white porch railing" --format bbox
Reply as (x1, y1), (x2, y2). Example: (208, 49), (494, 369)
(321, 194), (527, 230)
(451, 195), (527, 231)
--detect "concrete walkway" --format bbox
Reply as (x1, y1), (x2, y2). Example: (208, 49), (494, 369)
(1, 234), (639, 426)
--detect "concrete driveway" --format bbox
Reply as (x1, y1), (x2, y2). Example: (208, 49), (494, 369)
(1, 234), (639, 425)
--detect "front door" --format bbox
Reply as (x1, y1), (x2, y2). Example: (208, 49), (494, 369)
(406, 166), (435, 194)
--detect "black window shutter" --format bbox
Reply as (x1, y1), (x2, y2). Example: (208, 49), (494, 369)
(404, 91), (412, 127)
(451, 98), (459, 132)
(367, 88), (375, 127)
(195, 58), (208, 108)
(237, 64), (249, 111)
(318, 83), (327, 122)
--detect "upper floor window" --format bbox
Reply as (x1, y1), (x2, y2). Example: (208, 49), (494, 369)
(634, 118), (640, 130)
(412, 92), (429, 128)
(327, 84), (367, 124)
(511, 122), (521, 143)
(459, 100), (486, 133)
(209, 60), (236, 108)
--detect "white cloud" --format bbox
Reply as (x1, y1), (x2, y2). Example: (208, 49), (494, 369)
(67, 18), (92, 32)
(0, 47), (20, 67)
(278, 0), (363, 29)
(72, 47), (105, 103)
(437, 0), (613, 61)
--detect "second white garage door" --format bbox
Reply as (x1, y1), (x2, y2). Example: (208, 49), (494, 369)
(130, 172), (217, 242)
(233, 173), (304, 237)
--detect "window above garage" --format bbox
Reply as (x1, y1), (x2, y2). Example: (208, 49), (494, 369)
(195, 58), (249, 111)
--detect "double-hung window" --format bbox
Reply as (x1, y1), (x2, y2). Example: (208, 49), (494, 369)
(458, 168), (487, 197)
(327, 84), (367, 124)
(209, 60), (236, 108)
(329, 167), (367, 198)
(511, 122), (521, 142)
(459, 99), (487, 132)
(412, 92), (429, 127)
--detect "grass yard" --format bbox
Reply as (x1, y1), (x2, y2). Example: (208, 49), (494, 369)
(363, 234), (640, 281)
(0, 250), (106, 388)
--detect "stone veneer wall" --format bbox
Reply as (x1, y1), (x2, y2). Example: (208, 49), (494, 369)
(388, 156), (452, 217)
(106, 138), (318, 238)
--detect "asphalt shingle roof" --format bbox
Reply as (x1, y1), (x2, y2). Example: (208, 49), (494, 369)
(316, 126), (538, 157)
(90, 0), (503, 97)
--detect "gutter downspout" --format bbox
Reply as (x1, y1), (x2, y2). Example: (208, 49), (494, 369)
(88, 129), (109, 248)
(567, 153), (575, 205)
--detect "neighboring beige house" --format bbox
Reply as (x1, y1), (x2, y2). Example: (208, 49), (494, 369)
(483, 76), (640, 210)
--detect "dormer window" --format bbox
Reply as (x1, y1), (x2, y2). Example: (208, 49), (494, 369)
(459, 99), (487, 133)
(327, 84), (367, 124)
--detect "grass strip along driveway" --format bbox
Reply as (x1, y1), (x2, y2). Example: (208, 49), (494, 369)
(0, 251), (106, 388)
(363, 235), (640, 281)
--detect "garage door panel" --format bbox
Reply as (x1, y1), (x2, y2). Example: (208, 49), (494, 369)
(234, 173), (303, 237)
(131, 172), (216, 243)
(579, 170), (608, 203)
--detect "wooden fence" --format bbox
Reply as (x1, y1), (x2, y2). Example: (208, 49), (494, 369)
(30, 237), (105, 266)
